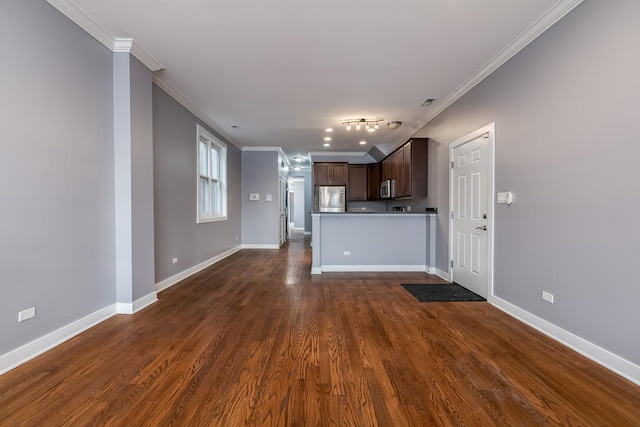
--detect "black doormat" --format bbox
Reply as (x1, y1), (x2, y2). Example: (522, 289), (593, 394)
(402, 283), (486, 302)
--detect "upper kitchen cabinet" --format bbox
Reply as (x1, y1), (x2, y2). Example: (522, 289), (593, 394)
(401, 138), (428, 198)
(347, 165), (368, 201)
(380, 138), (428, 198)
(314, 162), (348, 186)
(367, 163), (381, 200)
(390, 149), (404, 196)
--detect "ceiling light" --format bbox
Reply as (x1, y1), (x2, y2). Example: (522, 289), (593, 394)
(323, 143), (330, 147)
(294, 166), (301, 171)
(421, 98), (436, 107)
(359, 141), (366, 145)
(294, 156), (303, 162)
(324, 137), (331, 141)
(387, 121), (402, 130)
(325, 128), (333, 132)
(341, 118), (383, 132)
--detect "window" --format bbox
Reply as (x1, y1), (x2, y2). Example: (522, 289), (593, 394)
(197, 124), (227, 223)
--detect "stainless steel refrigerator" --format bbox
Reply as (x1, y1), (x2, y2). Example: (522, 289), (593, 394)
(314, 186), (346, 212)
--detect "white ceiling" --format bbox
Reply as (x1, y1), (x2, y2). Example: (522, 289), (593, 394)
(54, 0), (580, 167)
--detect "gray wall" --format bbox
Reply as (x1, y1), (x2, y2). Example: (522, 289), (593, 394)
(241, 151), (280, 246)
(153, 86), (242, 283)
(415, 0), (640, 364)
(0, 1), (115, 354)
(319, 215), (427, 266)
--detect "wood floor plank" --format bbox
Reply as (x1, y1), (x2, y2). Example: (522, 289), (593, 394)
(1, 232), (640, 426)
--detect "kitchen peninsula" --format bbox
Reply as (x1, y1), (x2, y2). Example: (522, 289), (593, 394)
(310, 211), (437, 274)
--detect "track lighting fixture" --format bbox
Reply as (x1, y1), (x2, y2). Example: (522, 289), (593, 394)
(342, 118), (384, 132)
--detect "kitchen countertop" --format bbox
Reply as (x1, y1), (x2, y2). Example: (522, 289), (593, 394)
(311, 211), (437, 216)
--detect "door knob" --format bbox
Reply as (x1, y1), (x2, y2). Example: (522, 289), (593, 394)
(475, 226), (487, 231)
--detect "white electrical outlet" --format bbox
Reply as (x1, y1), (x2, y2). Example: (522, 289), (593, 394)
(172, 257), (178, 264)
(542, 291), (554, 303)
(344, 251), (351, 256)
(265, 194), (273, 202)
(18, 307), (36, 322)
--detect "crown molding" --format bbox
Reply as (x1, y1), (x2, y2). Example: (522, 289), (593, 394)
(152, 73), (242, 149)
(308, 151), (368, 157)
(392, 0), (584, 148)
(242, 146), (282, 152)
(47, 0), (164, 71)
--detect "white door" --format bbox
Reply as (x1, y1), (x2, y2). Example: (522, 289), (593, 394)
(450, 123), (494, 298)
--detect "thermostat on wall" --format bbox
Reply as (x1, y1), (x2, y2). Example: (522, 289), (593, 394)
(497, 191), (513, 205)
(249, 193), (259, 201)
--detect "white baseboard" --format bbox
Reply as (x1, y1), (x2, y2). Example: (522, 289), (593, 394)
(311, 267), (322, 275)
(292, 227), (304, 231)
(435, 268), (451, 282)
(426, 266), (436, 274)
(116, 291), (158, 314)
(491, 296), (640, 387)
(241, 244), (280, 249)
(320, 265), (427, 273)
(0, 304), (118, 376)
(304, 231), (311, 235)
(155, 246), (242, 293)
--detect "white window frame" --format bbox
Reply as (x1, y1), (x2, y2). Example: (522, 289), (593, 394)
(197, 124), (227, 223)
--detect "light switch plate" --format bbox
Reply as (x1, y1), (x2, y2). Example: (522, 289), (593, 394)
(497, 191), (513, 205)
(265, 194), (272, 202)
(249, 193), (259, 201)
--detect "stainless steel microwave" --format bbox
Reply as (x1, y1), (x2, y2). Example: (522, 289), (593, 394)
(380, 179), (395, 199)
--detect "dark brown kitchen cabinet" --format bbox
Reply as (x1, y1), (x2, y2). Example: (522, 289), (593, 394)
(401, 138), (428, 198)
(379, 138), (428, 198)
(367, 163), (380, 200)
(313, 162), (348, 186)
(347, 165), (368, 201)
(402, 141), (412, 197)
(390, 149), (403, 197)
(381, 157), (391, 181)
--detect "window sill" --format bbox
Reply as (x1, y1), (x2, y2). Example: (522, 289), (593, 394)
(197, 215), (228, 224)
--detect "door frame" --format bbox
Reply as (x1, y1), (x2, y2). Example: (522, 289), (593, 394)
(448, 122), (496, 300)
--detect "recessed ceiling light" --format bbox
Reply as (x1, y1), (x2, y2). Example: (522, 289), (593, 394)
(323, 143), (330, 147)
(421, 98), (436, 107)
(359, 141), (366, 145)
(294, 156), (303, 162)
(231, 125), (240, 130)
(325, 128), (333, 132)
(324, 137), (331, 141)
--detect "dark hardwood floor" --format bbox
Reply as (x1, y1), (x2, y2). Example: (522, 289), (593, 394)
(1, 232), (639, 426)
